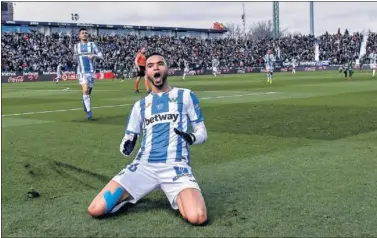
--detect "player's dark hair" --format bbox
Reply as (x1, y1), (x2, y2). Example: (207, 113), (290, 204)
(79, 28), (87, 33)
(147, 52), (164, 58)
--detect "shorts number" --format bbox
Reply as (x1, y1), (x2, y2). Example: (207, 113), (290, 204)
(128, 163), (139, 172)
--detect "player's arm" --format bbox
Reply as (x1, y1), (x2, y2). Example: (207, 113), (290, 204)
(263, 55), (267, 65)
(174, 91), (208, 145)
(120, 102), (142, 156)
(134, 53), (140, 70)
(91, 43), (103, 60)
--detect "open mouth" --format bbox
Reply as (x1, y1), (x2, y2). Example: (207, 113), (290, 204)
(154, 72), (162, 84)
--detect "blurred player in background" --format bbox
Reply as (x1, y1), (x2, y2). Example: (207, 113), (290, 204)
(88, 53), (208, 225)
(341, 57), (354, 80)
(134, 47), (150, 93)
(369, 49), (376, 77)
(359, 56), (365, 71)
(126, 65), (133, 80)
(55, 62), (63, 84)
(355, 57), (360, 70)
(115, 62), (125, 81)
(182, 59), (189, 80)
(73, 28), (103, 120)
(291, 57), (297, 74)
(264, 50), (275, 84)
(212, 57), (219, 77)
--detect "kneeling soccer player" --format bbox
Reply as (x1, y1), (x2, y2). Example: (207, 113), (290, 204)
(88, 53), (208, 225)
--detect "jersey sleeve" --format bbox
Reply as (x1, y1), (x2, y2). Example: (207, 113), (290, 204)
(125, 101), (142, 135)
(185, 90), (204, 124)
(92, 42), (103, 59)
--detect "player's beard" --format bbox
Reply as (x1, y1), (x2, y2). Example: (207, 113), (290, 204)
(148, 72), (167, 90)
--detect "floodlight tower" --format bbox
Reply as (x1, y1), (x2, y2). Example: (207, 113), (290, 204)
(310, 1), (314, 35)
(273, 2), (280, 39)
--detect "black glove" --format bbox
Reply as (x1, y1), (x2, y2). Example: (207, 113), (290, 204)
(174, 128), (195, 145)
(120, 133), (138, 156)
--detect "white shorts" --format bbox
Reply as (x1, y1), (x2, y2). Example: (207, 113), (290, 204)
(266, 66), (274, 72)
(370, 64), (376, 70)
(184, 67), (189, 73)
(112, 161), (201, 210)
(212, 67), (217, 72)
(78, 73), (95, 88)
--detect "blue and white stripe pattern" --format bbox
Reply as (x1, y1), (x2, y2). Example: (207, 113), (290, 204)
(264, 54), (275, 68)
(124, 87), (203, 164)
(74, 42), (101, 74)
(369, 53), (377, 65)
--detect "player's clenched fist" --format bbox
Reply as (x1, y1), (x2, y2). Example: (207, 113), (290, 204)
(120, 133), (138, 156)
(174, 128), (196, 145)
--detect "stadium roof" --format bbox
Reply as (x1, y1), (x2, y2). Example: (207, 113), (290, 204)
(1, 20), (227, 33)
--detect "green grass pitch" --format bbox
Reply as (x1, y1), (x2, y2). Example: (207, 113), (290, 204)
(2, 70), (377, 237)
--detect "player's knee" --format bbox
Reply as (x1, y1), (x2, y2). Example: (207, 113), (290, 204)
(185, 207), (207, 225)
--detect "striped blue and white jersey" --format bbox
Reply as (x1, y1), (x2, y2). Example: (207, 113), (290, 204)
(74, 42), (103, 74)
(369, 53), (377, 64)
(125, 87), (204, 164)
(264, 54), (275, 68)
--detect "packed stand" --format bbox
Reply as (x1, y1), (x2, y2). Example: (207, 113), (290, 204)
(1, 30), (373, 73)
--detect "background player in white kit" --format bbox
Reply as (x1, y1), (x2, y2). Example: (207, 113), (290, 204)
(212, 57), (219, 77)
(264, 50), (275, 83)
(291, 57), (297, 74)
(55, 62), (63, 84)
(182, 59), (190, 80)
(73, 28), (103, 120)
(369, 49), (376, 77)
(88, 53), (208, 225)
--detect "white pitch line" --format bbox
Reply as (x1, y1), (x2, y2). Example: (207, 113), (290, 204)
(2, 92), (278, 117)
(2, 104), (133, 117)
(200, 92), (278, 100)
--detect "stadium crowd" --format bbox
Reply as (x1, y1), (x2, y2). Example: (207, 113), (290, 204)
(1, 30), (376, 73)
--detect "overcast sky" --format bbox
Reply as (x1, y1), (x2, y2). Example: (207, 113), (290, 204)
(13, 1), (377, 35)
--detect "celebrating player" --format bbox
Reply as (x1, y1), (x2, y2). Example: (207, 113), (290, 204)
(369, 49), (376, 77)
(73, 28), (103, 120)
(88, 53), (208, 225)
(264, 50), (275, 84)
(134, 47), (150, 93)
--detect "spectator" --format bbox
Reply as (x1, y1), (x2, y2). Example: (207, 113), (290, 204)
(1, 30), (374, 72)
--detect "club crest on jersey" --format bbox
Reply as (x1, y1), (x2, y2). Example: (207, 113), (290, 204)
(169, 97), (177, 103)
(156, 103), (164, 110)
(144, 113), (179, 126)
(172, 166), (192, 181)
